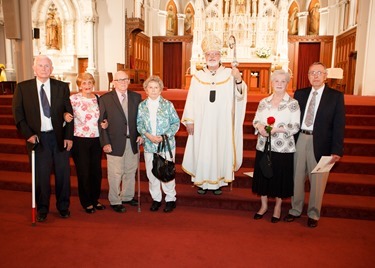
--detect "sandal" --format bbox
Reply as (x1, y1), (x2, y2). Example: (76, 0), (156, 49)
(213, 188), (222, 195)
(197, 188), (207, 195)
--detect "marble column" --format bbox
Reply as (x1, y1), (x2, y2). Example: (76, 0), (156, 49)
(85, 16), (96, 74)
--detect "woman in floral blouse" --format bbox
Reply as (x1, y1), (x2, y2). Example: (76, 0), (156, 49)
(252, 69), (300, 223)
(137, 76), (180, 213)
(65, 73), (107, 213)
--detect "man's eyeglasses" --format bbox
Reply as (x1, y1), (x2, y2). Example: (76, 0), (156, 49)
(114, 78), (130, 82)
(308, 71), (326, 76)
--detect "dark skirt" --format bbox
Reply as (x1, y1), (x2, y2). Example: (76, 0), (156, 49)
(252, 150), (294, 198)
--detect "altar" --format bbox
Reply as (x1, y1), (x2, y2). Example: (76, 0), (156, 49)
(185, 62), (272, 94)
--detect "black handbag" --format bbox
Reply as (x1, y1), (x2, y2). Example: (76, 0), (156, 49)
(152, 135), (175, 182)
(259, 135), (273, 179)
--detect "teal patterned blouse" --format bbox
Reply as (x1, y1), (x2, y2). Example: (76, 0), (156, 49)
(137, 96), (180, 153)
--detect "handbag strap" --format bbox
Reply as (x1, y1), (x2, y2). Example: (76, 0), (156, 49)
(265, 135), (271, 156)
(163, 135), (173, 159)
(157, 136), (165, 153)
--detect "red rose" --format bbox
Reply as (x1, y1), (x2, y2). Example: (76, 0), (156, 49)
(267, 116), (275, 125)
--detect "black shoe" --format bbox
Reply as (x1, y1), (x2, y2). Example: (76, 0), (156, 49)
(283, 214), (300, 222)
(36, 212), (47, 222)
(110, 204), (126, 213)
(271, 216), (280, 223)
(253, 211), (267, 220)
(122, 199), (138, 206)
(307, 218), (318, 228)
(94, 203), (106, 210)
(59, 209), (71, 218)
(163, 201), (176, 213)
(197, 188), (207, 195)
(150, 201), (162, 212)
(85, 206), (95, 214)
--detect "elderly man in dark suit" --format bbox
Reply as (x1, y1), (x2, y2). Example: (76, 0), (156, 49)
(12, 55), (74, 222)
(284, 62), (345, 228)
(99, 70), (143, 213)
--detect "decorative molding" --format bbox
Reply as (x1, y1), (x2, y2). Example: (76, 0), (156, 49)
(288, 35), (333, 43)
(153, 35), (193, 43)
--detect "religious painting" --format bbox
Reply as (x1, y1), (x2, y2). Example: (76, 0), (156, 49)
(308, 0), (320, 35)
(166, 1), (177, 36)
(184, 4), (195, 35)
(288, 1), (299, 35)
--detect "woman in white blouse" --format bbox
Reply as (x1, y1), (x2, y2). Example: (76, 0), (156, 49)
(137, 76), (180, 213)
(252, 70), (300, 223)
(65, 73), (107, 213)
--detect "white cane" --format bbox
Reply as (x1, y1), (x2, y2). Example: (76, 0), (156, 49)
(31, 150), (36, 226)
(137, 142), (141, 212)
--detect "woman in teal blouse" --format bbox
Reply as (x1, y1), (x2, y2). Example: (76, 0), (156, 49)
(137, 76), (180, 213)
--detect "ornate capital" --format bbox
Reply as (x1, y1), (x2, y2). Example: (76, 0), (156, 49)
(85, 16), (96, 23)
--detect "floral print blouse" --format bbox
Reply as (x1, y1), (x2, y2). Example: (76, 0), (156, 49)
(70, 93), (100, 138)
(253, 93), (300, 153)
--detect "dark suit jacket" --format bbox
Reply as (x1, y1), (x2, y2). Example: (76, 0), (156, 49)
(294, 85), (345, 161)
(99, 89), (142, 156)
(12, 78), (74, 152)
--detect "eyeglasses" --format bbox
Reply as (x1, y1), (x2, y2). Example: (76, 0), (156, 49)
(205, 52), (221, 57)
(308, 71), (326, 76)
(114, 78), (130, 82)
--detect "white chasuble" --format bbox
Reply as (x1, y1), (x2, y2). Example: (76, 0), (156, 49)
(181, 66), (247, 189)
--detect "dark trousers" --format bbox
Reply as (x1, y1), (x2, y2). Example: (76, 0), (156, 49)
(72, 136), (102, 208)
(29, 131), (71, 214)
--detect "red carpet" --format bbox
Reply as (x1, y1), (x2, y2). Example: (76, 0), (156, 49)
(1, 189), (374, 268)
(1, 91), (375, 267)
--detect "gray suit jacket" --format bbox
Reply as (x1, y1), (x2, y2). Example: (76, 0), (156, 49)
(99, 89), (142, 156)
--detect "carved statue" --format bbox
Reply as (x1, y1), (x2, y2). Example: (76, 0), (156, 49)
(46, 13), (60, 49)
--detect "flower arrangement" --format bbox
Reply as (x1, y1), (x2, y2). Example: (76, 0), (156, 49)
(265, 116), (275, 133)
(256, 47), (271, 58)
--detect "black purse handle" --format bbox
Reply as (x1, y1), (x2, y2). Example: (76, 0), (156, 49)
(157, 135), (173, 160)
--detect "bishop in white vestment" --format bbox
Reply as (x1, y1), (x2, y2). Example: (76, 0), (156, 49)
(181, 34), (247, 194)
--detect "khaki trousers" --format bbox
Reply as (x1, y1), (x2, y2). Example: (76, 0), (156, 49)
(107, 139), (138, 205)
(289, 133), (329, 220)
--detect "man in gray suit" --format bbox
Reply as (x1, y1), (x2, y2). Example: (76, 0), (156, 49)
(12, 55), (74, 222)
(284, 62), (345, 228)
(99, 70), (143, 213)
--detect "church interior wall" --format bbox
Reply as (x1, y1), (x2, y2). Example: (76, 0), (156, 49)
(0, 0), (373, 95)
